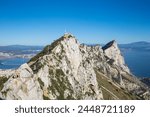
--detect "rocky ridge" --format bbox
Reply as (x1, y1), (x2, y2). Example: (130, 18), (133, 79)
(0, 33), (150, 100)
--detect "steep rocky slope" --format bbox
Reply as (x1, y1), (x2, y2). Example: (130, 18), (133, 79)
(0, 33), (149, 100)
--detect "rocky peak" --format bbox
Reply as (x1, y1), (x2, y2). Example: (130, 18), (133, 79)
(28, 33), (78, 64)
(102, 40), (130, 73)
(27, 34), (103, 99)
(63, 33), (75, 39)
(102, 40), (116, 50)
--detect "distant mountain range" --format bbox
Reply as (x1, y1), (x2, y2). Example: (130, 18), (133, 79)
(0, 45), (43, 50)
(119, 41), (150, 51)
(1, 41), (150, 52)
(0, 45), (43, 55)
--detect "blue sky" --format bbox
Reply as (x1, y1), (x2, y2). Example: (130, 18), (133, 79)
(0, 0), (150, 45)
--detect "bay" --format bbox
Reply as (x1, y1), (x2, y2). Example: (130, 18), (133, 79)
(0, 58), (29, 69)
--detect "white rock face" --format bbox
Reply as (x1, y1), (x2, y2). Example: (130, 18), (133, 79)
(29, 34), (103, 99)
(0, 63), (43, 100)
(60, 38), (82, 76)
(0, 69), (14, 77)
(103, 40), (130, 73)
(0, 34), (149, 100)
(18, 63), (33, 78)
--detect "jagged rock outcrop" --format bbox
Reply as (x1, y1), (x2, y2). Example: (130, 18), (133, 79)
(102, 40), (130, 73)
(0, 33), (149, 100)
(0, 64), (43, 100)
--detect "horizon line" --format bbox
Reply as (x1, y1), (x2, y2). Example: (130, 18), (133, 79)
(0, 40), (150, 46)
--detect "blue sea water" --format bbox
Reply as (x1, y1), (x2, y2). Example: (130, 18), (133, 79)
(0, 58), (29, 70)
(122, 50), (150, 78)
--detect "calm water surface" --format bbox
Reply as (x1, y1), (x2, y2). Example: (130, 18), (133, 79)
(0, 58), (29, 69)
(122, 50), (150, 78)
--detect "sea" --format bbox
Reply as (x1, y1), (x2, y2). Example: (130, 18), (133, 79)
(122, 50), (150, 78)
(0, 51), (150, 78)
(0, 58), (29, 70)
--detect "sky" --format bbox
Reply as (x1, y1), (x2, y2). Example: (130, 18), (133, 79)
(0, 0), (150, 45)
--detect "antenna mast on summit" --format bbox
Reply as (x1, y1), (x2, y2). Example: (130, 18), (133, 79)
(65, 28), (69, 35)
(64, 28), (67, 34)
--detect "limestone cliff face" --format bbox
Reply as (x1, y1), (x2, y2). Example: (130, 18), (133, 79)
(102, 40), (130, 73)
(28, 35), (103, 99)
(0, 64), (43, 100)
(0, 34), (149, 100)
